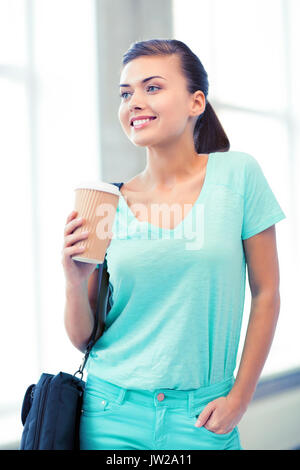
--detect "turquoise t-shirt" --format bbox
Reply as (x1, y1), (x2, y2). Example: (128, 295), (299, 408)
(87, 151), (286, 390)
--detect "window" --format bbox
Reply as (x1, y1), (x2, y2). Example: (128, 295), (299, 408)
(0, 0), (100, 448)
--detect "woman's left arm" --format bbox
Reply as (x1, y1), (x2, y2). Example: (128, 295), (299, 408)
(195, 224), (281, 432)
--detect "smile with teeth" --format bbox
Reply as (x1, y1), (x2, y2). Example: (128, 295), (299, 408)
(132, 117), (156, 128)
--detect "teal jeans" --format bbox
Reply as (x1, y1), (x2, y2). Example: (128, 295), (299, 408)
(79, 374), (243, 450)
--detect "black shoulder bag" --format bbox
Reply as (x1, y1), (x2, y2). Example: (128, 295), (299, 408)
(19, 182), (123, 450)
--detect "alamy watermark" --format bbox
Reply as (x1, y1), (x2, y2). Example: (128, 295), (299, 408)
(95, 201), (205, 251)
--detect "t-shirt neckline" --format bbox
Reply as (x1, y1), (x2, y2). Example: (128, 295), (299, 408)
(119, 152), (215, 233)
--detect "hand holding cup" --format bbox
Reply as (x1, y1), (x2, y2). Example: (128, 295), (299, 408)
(61, 182), (120, 289)
(61, 210), (98, 289)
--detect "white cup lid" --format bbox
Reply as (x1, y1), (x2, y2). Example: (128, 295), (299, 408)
(74, 181), (121, 196)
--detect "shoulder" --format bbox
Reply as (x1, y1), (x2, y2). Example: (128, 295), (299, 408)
(120, 174), (145, 195)
(212, 150), (258, 169)
(212, 150), (259, 195)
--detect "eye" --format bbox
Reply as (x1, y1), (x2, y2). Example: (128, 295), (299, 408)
(147, 85), (160, 92)
(119, 85), (161, 100)
(119, 91), (130, 99)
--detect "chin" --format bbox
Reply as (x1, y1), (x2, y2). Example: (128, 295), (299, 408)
(128, 133), (157, 146)
(129, 138), (152, 148)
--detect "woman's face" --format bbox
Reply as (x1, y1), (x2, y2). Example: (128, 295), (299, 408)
(118, 54), (202, 148)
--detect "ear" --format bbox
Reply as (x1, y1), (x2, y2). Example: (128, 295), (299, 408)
(190, 90), (206, 117)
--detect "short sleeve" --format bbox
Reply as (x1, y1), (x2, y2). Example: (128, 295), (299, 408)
(241, 156), (286, 240)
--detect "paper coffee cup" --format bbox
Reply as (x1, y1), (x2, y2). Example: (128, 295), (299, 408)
(71, 181), (121, 264)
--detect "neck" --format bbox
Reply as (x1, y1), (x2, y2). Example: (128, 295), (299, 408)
(141, 139), (208, 191)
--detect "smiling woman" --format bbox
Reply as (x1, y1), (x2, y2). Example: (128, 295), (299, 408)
(74, 39), (286, 451)
(118, 44), (229, 156)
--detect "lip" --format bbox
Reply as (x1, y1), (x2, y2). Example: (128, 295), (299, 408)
(130, 115), (156, 126)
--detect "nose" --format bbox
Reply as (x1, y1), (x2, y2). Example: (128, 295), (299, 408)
(129, 100), (142, 111)
(129, 103), (142, 112)
(128, 91), (145, 111)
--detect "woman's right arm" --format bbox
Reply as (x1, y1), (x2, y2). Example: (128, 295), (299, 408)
(64, 280), (95, 353)
(62, 210), (100, 353)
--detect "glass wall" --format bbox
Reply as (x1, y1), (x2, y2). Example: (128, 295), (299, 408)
(0, 0), (100, 448)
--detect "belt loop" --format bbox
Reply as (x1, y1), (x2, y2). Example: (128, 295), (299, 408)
(115, 387), (126, 405)
(187, 390), (194, 418)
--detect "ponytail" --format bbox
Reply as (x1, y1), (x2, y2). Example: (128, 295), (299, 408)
(194, 100), (230, 154)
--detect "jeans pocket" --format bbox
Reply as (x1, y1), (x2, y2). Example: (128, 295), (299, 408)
(81, 389), (121, 417)
(193, 404), (236, 439)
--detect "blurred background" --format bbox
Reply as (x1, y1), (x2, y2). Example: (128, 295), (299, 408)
(0, 0), (299, 450)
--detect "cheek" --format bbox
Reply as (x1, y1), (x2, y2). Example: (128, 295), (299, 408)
(159, 97), (187, 128)
(118, 107), (129, 129)
(160, 110), (187, 135)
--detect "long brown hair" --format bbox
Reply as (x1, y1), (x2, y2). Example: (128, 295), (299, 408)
(121, 39), (230, 154)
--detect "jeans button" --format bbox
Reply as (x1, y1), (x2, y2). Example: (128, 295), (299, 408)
(157, 393), (165, 401)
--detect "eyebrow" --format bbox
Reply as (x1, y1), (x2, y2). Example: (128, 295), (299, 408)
(119, 75), (167, 87)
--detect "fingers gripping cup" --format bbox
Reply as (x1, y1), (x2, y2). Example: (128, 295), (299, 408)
(71, 182), (121, 264)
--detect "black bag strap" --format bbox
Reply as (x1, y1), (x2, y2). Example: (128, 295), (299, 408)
(74, 182), (124, 379)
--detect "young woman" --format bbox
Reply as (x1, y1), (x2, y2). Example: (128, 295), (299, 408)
(62, 39), (286, 450)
